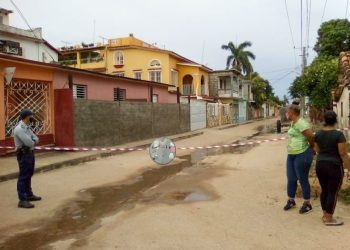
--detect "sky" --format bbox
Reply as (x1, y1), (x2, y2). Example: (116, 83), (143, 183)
(1, 0), (349, 99)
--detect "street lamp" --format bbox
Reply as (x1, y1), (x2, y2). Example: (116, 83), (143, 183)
(0, 67), (16, 85)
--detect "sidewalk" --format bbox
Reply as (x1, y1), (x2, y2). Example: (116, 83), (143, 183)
(0, 130), (203, 182)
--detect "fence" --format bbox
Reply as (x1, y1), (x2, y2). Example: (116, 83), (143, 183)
(74, 100), (190, 146)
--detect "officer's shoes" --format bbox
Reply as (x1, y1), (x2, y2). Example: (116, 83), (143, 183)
(26, 195), (42, 201)
(18, 200), (35, 209)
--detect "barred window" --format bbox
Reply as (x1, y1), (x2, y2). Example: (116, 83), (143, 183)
(73, 84), (87, 99)
(114, 88), (126, 101)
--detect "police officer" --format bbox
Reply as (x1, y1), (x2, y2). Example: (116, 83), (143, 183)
(14, 109), (42, 208)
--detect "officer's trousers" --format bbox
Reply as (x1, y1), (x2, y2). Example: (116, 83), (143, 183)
(17, 152), (35, 201)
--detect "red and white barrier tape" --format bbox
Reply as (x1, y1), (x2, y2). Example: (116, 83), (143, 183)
(0, 136), (288, 152)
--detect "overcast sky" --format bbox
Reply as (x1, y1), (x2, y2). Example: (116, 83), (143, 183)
(1, 0), (348, 98)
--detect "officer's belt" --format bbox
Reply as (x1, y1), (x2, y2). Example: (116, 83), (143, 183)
(16, 146), (33, 155)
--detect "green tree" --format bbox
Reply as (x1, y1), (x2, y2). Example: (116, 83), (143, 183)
(289, 76), (306, 98)
(314, 19), (350, 57)
(289, 57), (338, 108)
(221, 41), (256, 75)
(251, 73), (267, 107)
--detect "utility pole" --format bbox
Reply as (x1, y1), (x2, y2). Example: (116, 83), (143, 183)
(301, 47), (307, 73)
(301, 46), (308, 117)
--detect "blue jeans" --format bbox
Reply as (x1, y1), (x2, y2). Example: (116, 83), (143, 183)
(17, 152), (35, 201)
(286, 148), (313, 200)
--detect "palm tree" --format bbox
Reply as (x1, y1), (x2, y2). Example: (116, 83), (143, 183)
(221, 41), (256, 75)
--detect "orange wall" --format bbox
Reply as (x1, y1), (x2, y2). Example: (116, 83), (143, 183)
(0, 61), (54, 82)
(0, 59), (55, 139)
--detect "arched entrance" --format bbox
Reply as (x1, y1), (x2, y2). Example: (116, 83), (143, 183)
(200, 75), (205, 95)
(182, 75), (193, 96)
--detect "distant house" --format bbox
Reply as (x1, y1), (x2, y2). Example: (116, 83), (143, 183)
(333, 51), (350, 128)
(0, 8), (59, 63)
(58, 34), (212, 97)
(208, 69), (254, 124)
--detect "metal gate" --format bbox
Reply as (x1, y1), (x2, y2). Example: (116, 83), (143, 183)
(238, 101), (247, 122)
(190, 100), (206, 131)
(4, 79), (52, 137)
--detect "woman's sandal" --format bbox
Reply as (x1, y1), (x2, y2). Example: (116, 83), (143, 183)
(324, 218), (344, 226)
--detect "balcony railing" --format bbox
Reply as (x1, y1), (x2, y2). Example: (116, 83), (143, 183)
(80, 57), (104, 64)
(60, 59), (78, 65)
(183, 84), (194, 96)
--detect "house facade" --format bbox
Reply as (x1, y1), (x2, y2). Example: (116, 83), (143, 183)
(333, 51), (350, 128)
(0, 8), (58, 63)
(208, 69), (254, 123)
(58, 34), (212, 97)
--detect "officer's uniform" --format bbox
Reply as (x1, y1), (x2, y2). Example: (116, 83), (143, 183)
(14, 120), (39, 201)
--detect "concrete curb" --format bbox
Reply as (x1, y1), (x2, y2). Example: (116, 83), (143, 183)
(0, 131), (203, 183)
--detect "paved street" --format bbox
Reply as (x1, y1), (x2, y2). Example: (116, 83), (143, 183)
(1, 119), (349, 249)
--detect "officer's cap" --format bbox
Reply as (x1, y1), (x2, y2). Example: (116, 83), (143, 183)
(20, 109), (33, 120)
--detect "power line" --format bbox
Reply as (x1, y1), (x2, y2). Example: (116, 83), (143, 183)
(300, 0), (303, 53)
(307, 0), (312, 50)
(305, 0), (312, 59)
(260, 66), (300, 74)
(321, 0), (328, 23)
(300, 0), (303, 47)
(10, 0), (56, 62)
(284, 0), (298, 67)
(306, 0), (309, 47)
(284, 0), (296, 48)
(268, 70), (298, 85)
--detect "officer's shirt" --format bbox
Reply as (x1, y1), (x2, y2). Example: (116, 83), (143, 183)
(13, 121), (39, 150)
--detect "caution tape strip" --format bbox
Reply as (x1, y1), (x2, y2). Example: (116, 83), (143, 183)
(0, 136), (288, 152)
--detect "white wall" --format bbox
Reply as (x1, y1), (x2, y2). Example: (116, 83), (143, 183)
(0, 33), (58, 63)
(0, 14), (9, 25)
(335, 87), (349, 128)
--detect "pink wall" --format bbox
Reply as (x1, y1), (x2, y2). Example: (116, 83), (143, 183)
(53, 70), (70, 89)
(153, 87), (177, 103)
(53, 70), (177, 103)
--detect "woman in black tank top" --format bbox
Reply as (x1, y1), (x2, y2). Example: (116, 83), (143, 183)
(314, 111), (350, 226)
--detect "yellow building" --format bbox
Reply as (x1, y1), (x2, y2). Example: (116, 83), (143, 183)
(59, 34), (212, 96)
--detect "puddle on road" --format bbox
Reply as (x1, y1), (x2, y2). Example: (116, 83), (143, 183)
(0, 134), (263, 250)
(255, 124), (289, 135)
(184, 192), (210, 202)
